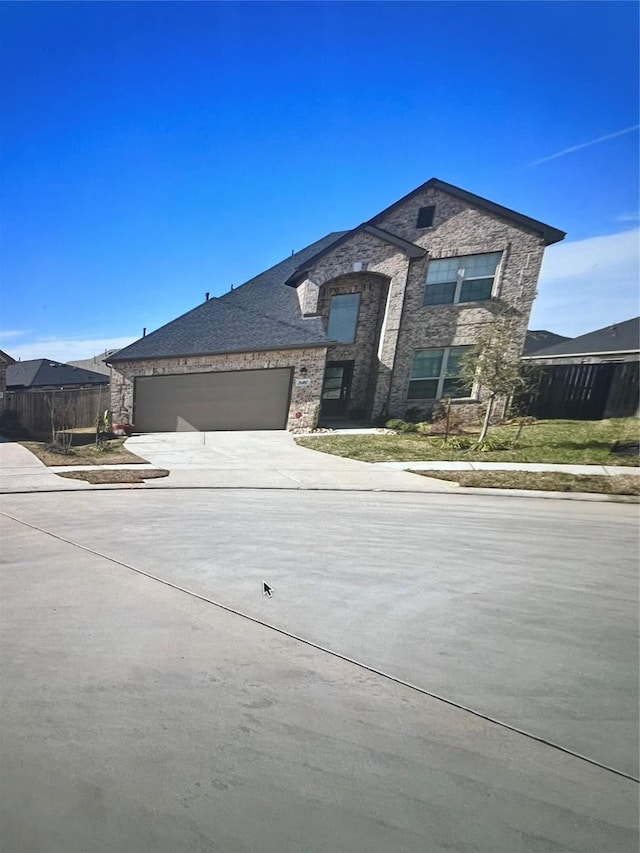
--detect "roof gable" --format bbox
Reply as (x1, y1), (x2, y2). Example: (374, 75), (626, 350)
(370, 178), (566, 246)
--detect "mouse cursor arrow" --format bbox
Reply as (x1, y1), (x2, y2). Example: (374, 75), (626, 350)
(263, 582), (273, 597)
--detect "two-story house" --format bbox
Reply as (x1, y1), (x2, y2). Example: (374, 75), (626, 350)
(108, 178), (565, 432)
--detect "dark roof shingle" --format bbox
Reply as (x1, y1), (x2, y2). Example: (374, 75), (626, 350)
(109, 233), (347, 362)
(523, 317), (640, 358)
(7, 359), (109, 388)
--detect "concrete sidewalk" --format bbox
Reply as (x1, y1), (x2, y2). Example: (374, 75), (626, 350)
(0, 437), (92, 492)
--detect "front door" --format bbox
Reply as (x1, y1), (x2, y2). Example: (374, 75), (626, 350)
(321, 360), (354, 418)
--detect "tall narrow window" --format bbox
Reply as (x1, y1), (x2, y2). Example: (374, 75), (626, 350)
(423, 252), (501, 306)
(327, 293), (360, 343)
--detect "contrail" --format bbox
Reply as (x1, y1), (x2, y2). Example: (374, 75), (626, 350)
(528, 124), (639, 167)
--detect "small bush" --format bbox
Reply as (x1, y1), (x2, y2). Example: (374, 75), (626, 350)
(385, 419), (418, 433)
(415, 421), (432, 435)
(475, 436), (515, 452)
(446, 436), (473, 450)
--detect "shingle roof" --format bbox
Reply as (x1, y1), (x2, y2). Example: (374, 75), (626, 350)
(523, 330), (571, 356)
(7, 359), (110, 388)
(109, 232), (347, 362)
(523, 317), (640, 359)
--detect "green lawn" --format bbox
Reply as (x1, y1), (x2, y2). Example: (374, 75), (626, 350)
(296, 418), (639, 466)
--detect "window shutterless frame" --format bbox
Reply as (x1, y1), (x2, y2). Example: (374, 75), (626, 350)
(423, 252), (502, 307)
(407, 346), (473, 400)
(327, 293), (361, 343)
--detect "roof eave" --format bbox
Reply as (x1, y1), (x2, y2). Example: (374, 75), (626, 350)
(522, 349), (640, 360)
(107, 341), (329, 364)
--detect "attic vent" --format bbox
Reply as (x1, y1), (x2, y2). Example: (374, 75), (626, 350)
(417, 205), (435, 228)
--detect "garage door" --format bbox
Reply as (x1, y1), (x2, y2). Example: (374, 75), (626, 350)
(134, 368), (292, 432)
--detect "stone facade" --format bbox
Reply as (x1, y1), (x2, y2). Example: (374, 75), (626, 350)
(111, 347), (327, 432)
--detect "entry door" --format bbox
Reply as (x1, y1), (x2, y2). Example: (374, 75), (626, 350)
(321, 361), (354, 418)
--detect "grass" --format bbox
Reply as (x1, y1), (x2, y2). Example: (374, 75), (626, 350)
(415, 470), (640, 495)
(296, 418), (639, 466)
(57, 469), (169, 484)
(20, 437), (148, 467)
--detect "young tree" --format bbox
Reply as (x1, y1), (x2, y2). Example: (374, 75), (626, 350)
(459, 314), (529, 444)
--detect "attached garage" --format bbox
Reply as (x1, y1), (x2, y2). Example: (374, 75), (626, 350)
(134, 368), (293, 432)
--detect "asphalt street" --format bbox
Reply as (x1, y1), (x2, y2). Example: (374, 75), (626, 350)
(1, 489), (638, 852)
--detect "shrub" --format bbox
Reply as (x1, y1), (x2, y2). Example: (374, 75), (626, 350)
(385, 418), (418, 432)
(475, 436), (515, 452)
(446, 436), (473, 450)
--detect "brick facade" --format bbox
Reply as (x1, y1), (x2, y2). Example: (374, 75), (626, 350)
(301, 186), (547, 422)
(111, 182), (557, 432)
(111, 347), (327, 432)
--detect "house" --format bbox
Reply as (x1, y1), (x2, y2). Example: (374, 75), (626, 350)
(0, 349), (16, 414)
(108, 178), (565, 433)
(523, 330), (571, 356)
(6, 359), (110, 392)
(521, 317), (640, 419)
(68, 350), (119, 377)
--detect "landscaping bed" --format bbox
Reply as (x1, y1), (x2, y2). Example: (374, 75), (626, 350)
(20, 437), (147, 467)
(296, 418), (639, 466)
(57, 469), (169, 485)
(415, 471), (640, 496)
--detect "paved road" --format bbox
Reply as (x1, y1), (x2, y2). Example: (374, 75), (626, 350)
(1, 490), (638, 852)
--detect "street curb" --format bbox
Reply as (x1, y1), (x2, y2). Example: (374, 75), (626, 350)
(0, 483), (637, 503)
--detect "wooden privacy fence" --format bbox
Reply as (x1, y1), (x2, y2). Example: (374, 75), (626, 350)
(517, 361), (639, 420)
(4, 386), (110, 439)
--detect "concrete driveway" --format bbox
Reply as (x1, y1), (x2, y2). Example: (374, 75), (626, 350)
(125, 430), (457, 491)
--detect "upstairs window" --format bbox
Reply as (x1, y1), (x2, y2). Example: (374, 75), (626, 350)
(423, 252), (501, 306)
(407, 346), (473, 400)
(416, 205), (435, 228)
(327, 293), (360, 343)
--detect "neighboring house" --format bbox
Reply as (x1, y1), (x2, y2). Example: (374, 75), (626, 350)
(521, 317), (640, 419)
(6, 359), (110, 392)
(0, 349), (17, 414)
(523, 330), (571, 356)
(68, 350), (119, 377)
(108, 177), (565, 433)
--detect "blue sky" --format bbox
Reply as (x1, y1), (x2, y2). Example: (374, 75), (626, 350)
(1, 0), (638, 361)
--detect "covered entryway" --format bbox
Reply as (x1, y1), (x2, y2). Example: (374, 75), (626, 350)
(134, 368), (292, 432)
